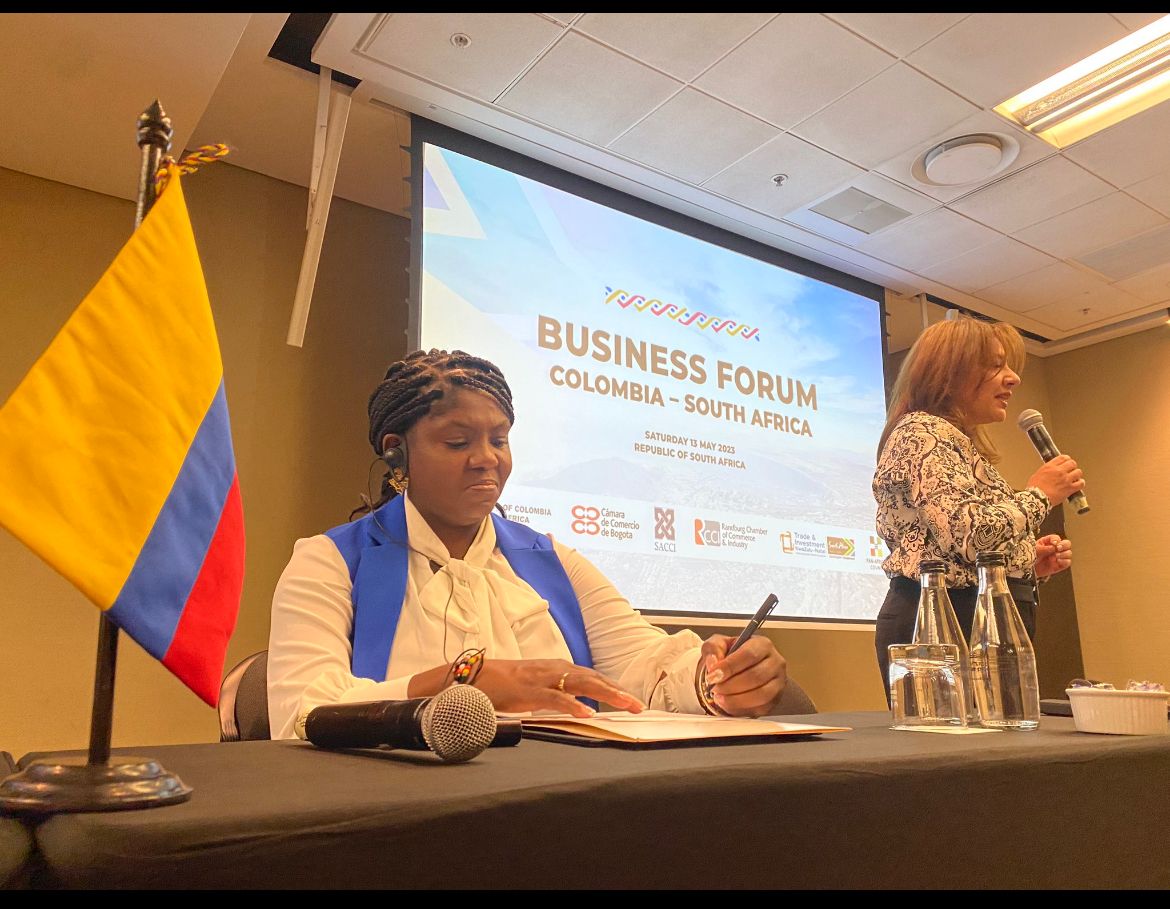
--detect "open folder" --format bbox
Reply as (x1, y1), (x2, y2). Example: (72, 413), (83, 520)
(518, 710), (850, 748)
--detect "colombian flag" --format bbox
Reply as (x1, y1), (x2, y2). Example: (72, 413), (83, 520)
(0, 165), (243, 706)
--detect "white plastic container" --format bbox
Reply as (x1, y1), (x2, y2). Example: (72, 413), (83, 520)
(1066, 688), (1170, 735)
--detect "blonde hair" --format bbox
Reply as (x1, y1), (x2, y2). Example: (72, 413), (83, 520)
(879, 315), (1025, 463)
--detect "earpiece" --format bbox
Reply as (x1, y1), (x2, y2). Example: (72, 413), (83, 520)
(382, 444), (407, 471)
(383, 441), (409, 494)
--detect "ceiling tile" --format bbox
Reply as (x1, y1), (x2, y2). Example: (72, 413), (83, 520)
(363, 13), (564, 101)
(781, 209), (873, 248)
(499, 32), (680, 146)
(1125, 170), (1170, 217)
(826, 13), (968, 57)
(696, 14), (894, 129)
(918, 237), (1057, 293)
(1110, 12), (1167, 30)
(950, 156), (1115, 234)
(791, 63), (978, 169)
(544, 13), (582, 25)
(908, 13), (1128, 107)
(609, 89), (778, 185)
(855, 207), (1001, 272)
(776, 215), (870, 253)
(576, 13), (771, 82)
(1025, 284), (1149, 332)
(1115, 261), (1170, 304)
(703, 131), (863, 217)
(1064, 100), (1170, 189)
(1074, 222), (1170, 280)
(874, 109), (1058, 203)
(1013, 192), (1167, 260)
(977, 261), (1106, 312)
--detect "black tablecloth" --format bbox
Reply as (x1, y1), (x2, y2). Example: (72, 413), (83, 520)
(18, 712), (1170, 889)
(0, 753), (35, 889)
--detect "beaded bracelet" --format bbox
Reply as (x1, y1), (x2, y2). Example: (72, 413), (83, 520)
(447, 648), (486, 687)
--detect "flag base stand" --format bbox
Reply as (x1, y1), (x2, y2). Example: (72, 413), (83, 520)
(0, 756), (191, 814)
(0, 611), (193, 815)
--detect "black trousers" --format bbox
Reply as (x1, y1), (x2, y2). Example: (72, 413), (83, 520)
(875, 576), (1038, 701)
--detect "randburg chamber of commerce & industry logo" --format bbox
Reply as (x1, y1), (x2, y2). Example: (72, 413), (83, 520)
(694, 518), (722, 547)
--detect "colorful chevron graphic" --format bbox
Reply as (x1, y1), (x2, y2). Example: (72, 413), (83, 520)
(604, 288), (761, 341)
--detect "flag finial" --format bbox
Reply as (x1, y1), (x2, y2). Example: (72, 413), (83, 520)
(137, 100), (172, 152)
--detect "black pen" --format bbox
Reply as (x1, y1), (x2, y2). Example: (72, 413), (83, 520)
(728, 593), (779, 655)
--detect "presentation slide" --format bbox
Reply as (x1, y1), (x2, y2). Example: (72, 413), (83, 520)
(419, 143), (889, 621)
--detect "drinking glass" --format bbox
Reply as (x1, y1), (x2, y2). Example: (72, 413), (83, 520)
(888, 643), (967, 729)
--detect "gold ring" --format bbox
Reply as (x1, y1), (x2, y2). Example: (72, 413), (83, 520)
(556, 671), (570, 692)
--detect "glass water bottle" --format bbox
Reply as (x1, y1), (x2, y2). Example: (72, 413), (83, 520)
(969, 552), (1041, 730)
(912, 560), (977, 725)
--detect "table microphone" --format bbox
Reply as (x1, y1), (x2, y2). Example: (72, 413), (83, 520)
(1017, 408), (1090, 515)
(298, 685), (498, 763)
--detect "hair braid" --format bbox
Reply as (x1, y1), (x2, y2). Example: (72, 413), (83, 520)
(353, 349), (514, 516)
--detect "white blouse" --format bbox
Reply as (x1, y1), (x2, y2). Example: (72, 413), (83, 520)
(267, 494), (705, 738)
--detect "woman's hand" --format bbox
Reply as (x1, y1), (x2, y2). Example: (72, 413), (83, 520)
(1034, 533), (1072, 578)
(1027, 454), (1084, 506)
(472, 659), (644, 718)
(700, 635), (787, 717)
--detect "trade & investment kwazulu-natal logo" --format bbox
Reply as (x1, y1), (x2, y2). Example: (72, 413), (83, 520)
(604, 288), (760, 341)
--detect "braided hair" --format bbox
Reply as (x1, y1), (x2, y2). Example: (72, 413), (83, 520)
(355, 349), (514, 515)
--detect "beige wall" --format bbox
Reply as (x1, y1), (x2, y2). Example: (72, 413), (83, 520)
(0, 163), (408, 757)
(656, 621), (888, 713)
(1045, 327), (1170, 686)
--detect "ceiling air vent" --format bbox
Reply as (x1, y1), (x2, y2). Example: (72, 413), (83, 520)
(807, 188), (912, 235)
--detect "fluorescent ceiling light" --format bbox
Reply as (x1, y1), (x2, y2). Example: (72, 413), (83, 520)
(995, 14), (1170, 148)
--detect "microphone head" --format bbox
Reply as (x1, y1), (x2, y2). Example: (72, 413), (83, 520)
(1017, 408), (1044, 431)
(420, 685), (497, 763)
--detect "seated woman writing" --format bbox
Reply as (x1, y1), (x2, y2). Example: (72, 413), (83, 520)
(268, 349), (793, 738)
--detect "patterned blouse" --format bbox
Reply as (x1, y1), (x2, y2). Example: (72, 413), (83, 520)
(873, 412), (1051, 586)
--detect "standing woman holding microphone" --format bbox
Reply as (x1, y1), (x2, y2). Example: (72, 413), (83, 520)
(872, 316), (1084, 694)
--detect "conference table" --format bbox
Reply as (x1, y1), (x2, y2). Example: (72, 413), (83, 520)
(5, 711), (1169, 889)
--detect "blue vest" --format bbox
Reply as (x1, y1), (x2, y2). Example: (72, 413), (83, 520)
(324, 495), (594, 681)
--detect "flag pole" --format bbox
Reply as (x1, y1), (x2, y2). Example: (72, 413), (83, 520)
(0, 102), (192, 814)
(86, 617), (120, 767)
(84, 100), (173, 768)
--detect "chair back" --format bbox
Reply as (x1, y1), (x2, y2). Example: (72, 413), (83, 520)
(219, 651), (271, 741)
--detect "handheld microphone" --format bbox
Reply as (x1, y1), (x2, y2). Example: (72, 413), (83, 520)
(298, 685), (498, 763)
(1017, 409), (1090, 515)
